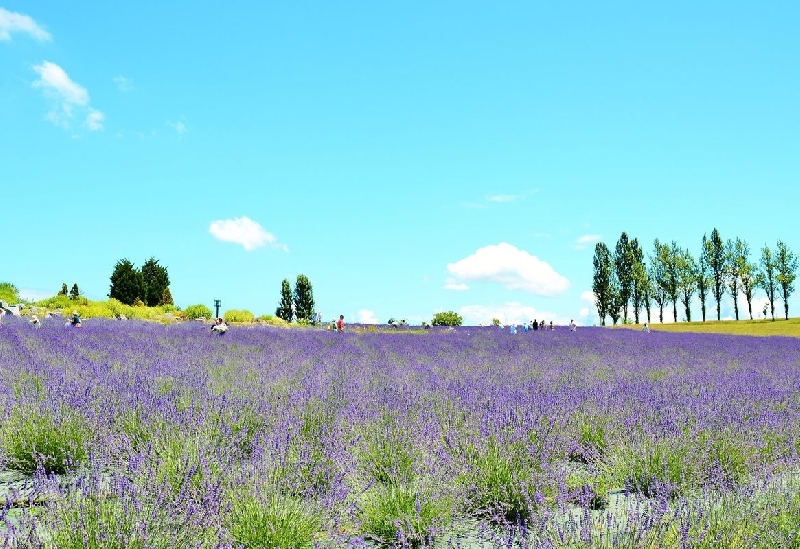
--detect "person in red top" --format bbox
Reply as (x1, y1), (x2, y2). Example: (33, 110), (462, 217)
(336, 314), (345, 332)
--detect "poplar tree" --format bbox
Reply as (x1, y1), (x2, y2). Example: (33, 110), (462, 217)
(760, 246), (777, 321)
(275, 279), (293, 322)
(292, 274), (315, 322)
(592, 242), (613, 326)
(775, 241), (798, 320)
(703, 229), (726, 321)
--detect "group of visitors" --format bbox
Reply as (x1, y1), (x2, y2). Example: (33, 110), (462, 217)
(328, 315), (345, 332)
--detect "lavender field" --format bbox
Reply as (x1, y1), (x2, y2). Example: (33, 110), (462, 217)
(2, 319), (800, 548)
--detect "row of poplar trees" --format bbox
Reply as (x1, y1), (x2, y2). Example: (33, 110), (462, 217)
(275, 274), (315, 322)
(592, 229), (798, 325)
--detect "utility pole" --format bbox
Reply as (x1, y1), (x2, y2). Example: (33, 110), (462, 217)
(214, 299), (221, 319)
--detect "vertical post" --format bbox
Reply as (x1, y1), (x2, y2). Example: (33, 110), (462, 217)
(214, 299), (221, 319)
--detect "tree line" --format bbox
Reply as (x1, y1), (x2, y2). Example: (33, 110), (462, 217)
(592, 229), (798, 325)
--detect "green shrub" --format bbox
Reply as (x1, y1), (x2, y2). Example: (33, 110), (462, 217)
(0, 406), (90, 475)
(360, 417), (415, 486)
(227, 491), (319, 549)
(0, 281), (19, 304)
(359, 484), (452, 547)
(184, 303), (213, 320)
(224, 309), (255, 323)
(431, 311), (462, 326)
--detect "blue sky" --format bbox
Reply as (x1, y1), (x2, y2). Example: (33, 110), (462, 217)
(2, 2), (798, 325)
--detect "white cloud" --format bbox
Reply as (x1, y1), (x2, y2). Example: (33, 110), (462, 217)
(0, 8), (51, 41)
(32, 61), (103, 130)
(458, 302), (567, 326)
(447, 242), (570, 296)
(443, 279), (469, 291)
(209, 216), (286, 252)
(356, 309), (379, 324)
(113, 75), (133, 91)
(575, 234), (602, 250)
(85, 109), (104, 131)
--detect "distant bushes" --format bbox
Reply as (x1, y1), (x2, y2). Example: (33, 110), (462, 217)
(432, 311), (463, 326)
(184, 304), (213, 320)
(224, 309), (255, 323)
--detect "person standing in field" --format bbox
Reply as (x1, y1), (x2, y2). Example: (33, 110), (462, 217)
(570, 319), (577, 332)
(643, 323), (650, 333)
(30, 315), (41, 329)
(336, 314), (345, 332)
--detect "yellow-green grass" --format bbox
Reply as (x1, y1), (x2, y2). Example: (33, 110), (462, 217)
(614, 317), (800, 338)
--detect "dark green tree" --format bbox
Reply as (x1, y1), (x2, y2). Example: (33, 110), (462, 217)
(760, 245), (777, 321)
(703, 229), (726, 321)
(58, 283), (68, 296)
(275, 279), (294, 322)
(614, 232), (635, 323)
(141, 257), (170, 307)
(109, 259), (144, 306)
(158, 287), (174, 306)
(432, 311), (463, 326)
(69, 283), (80, 301)
(649, 244), (668, 323)
(775, 241), (798, 321)
(293, 274), (315, 321)
(592, 242), (614, 326)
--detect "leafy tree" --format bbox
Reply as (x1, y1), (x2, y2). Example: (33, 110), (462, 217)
(608, 271), (624, 326)
(775, 241), (798, 321)
(760, 246), (778, 321)
(740, 263), (762, 320)
(491, 318), (501, 326)
(70, 283), (80, 301)
(592, 242), (614, 326)
(695, 243), (712, 322)
(0, 282), (19, 304)
(653, 240), (680, 323)
(676, 248), (696, 323)
(630, 238), (647, 324)
(703, 229), (726, 321)
(292, 274), (315, 322)
(431, 311), (462, 326)
(158, 287), (174, 306)
(58, 283), (68, 296)
(649, 246), (668, 323)
(275, 279), (294, 322)
(725, 238), (748, 320)
(109, 259), (144, 306)
(141, 257), (170, 307)
(614, 232), (635, 323)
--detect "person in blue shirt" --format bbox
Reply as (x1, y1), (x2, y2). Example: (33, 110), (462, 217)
(70, 310), (82, 328)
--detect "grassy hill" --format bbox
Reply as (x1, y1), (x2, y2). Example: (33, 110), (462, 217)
(615, 317), (800, 337)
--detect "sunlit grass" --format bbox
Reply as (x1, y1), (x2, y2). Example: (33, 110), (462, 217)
(616, 317), (800, 337)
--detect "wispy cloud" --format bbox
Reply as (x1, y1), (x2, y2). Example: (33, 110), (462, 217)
(85, 109), (104, 131)
(209, 216), (287, 252)
(113, 75), (133, 92)
(447, 242), (570, 296)
(575, 234), (602, 250)
(0, 8), (51, 41)
(32, 61), (104, 131)
(167, 120), (187, 139)
(485, 194), (521, 203)
(443, 279), (469, 291)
